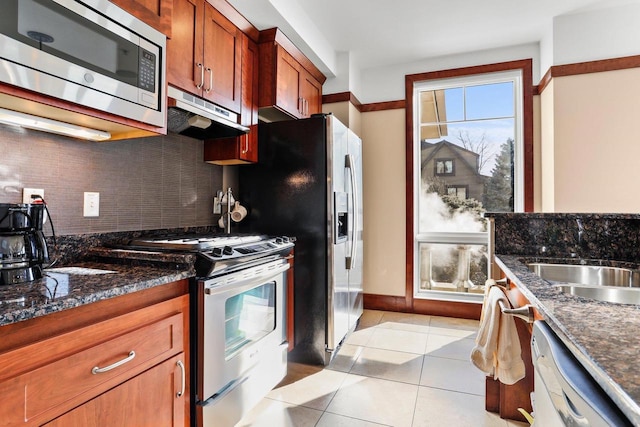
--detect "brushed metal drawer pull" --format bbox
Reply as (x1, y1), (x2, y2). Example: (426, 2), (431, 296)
(176, 360), (185, 398)
(91, 350), (136, 375)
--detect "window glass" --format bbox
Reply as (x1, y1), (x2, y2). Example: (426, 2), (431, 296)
(415, 70), (522, 300)
(466, 82), (514, 120)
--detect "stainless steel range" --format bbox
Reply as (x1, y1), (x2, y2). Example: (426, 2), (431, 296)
(125, 233), (294, 427)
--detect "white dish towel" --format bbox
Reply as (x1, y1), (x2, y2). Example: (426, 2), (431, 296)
(470, 283), (526, 385)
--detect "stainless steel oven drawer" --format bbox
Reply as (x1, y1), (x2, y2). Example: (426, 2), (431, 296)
(199, 342), (288, 427)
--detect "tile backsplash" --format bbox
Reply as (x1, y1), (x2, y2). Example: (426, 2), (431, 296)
(0, 124), (222, 235)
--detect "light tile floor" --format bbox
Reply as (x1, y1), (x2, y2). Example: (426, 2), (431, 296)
(236, 310), (530, 427)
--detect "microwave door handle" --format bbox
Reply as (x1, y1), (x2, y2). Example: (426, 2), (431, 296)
(345, 153), (358, 270)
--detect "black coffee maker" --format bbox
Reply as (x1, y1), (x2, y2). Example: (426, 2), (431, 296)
(0, 203), (50, 286)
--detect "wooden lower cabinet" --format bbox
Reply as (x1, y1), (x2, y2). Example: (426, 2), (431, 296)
(0, 282), (189, 427)
(44, 353), (186, 427)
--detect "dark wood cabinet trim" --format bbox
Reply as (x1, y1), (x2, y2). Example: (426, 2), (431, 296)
(322, 92), (363, 111)
(363, 293), (481, 320)
(361, 100), (405, 112)
(537, 54), (640, 94)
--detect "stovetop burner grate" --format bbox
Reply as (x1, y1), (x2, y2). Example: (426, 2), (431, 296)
(127, 234), (264, 251)
(124, 233), (294, 278)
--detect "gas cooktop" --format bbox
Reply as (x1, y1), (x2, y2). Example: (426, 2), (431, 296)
(125, 233), (294, 278)
(127, 234), (265, 251)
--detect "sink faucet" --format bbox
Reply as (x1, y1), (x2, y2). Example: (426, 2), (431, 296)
(576, 217), (585, 245)
(570, 217), (586, 259)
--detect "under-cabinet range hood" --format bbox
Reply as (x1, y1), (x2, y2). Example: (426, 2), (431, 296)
(167, 86), (249, 140)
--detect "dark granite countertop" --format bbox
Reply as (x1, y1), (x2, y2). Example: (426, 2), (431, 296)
(496, 254), (640, 425)
(0, 259), (195, 327)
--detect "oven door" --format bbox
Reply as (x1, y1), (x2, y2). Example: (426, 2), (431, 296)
(197, 259), (289, 418)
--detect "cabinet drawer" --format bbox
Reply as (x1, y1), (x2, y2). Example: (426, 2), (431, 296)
(0, 312), (183, 426)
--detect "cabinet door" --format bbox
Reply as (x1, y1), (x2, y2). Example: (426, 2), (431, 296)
(202, 4), (242, 113)
(109, 0), (173, 36)
(167, 0), (204, 96)
(44, 354), (186, 427)
(275, 46), (303, 118)
(239, 36), (259, 162)
(299, 69), (322, 118)
(202, 32), (257, 165)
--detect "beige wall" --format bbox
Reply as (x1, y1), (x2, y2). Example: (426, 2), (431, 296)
(533, 94), (543, 211)
(540, 68), (640, 212)
(322, 101), (362, 137)
(360, 108), (407, 297)
(322, 101), (406, 296)
(540, 80), (556, 212)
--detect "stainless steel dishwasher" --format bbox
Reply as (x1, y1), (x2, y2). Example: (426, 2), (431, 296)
(531, 321), (632, 426)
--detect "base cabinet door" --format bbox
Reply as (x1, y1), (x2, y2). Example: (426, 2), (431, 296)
(44, 354), (186, 427)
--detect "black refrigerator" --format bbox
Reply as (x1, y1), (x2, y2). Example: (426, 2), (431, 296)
(238, 114), (363, 365)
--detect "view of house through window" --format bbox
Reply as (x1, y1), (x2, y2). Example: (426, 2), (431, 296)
(414, 71), (523, 301)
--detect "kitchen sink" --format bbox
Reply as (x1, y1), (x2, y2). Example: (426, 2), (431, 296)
(527, 263), (640, 288)
(554, 284), (640, 305)
(527, 263), (640, 304)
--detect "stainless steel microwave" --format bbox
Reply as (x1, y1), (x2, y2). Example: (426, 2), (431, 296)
(0, 0), (166, 128)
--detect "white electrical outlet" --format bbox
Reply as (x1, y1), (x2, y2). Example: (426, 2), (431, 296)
(83, 192), (100, 217)
(23, 188), (44, 204)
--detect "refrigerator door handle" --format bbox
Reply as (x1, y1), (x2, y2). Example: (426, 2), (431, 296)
(345, 153), (359, 270)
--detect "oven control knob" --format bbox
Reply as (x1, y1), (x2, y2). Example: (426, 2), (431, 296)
(282, 236), (290, 243)
(276, 237), (284, 244)
(223, 246), (234, 256)
(212, 247), (223, 257)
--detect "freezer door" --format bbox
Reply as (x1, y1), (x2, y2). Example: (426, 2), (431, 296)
(328, 116), (351, 354)
(346, 128), (364, 329)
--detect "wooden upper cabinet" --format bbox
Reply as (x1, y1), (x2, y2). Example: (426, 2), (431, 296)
(258, 28), (326, 121)
(204, 33), (258, 164)
(167, 0), (242, 113)
(299, 67), (322, 117)
(274, 47), (303, 118)
(109, 0), (173, 37)
(202, 5), (242, 112)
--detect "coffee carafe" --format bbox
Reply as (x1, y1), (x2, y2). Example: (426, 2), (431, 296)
(0, 203), (49, 286)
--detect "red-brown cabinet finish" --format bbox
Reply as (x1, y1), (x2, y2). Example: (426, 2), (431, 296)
(167, 0), (242, 113)
(109, 0), (173, 36)
(258, 28), (325, 121)
(204, 33), (259, 164)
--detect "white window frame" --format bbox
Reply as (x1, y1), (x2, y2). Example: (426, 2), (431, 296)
(413, 70), (524, 302)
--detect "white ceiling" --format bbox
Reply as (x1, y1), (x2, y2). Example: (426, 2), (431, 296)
(229, 0), (635, 74)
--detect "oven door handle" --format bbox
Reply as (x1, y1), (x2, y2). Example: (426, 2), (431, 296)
(203, 262), (290, 296)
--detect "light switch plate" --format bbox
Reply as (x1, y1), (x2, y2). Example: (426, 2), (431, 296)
(83, 192), (100, 217)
